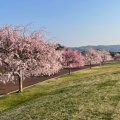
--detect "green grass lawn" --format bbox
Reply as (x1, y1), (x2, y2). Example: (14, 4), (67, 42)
(0, 62), (120, 120)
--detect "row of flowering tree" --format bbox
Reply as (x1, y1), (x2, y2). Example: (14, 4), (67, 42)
(61, 48), (112, 73)
(0, 25), (112, 93)
(84, 48), (112, 68)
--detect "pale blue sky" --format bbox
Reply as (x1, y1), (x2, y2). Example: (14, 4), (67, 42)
(1, 0), (120, 47)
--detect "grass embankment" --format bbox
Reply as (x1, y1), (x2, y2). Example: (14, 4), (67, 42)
(0, 62), (120, 119)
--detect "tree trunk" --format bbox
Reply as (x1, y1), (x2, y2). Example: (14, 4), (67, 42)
(102, 61), (104, 65)
(18, 76), (23, 92)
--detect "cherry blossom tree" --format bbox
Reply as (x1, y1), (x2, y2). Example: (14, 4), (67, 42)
(84, 48), (99, 68)
(98, 49), (112, 65)
(62, 49), (84, 74)
(114, 53), (120, 61)
(0, 25), (63, 92)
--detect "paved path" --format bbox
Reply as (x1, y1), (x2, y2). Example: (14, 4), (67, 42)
(0, 65), (97, 95)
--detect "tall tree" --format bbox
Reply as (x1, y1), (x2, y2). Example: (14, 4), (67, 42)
(0, 25), (63, 92)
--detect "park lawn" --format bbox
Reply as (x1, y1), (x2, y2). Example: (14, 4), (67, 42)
(0, 62), (120, 119)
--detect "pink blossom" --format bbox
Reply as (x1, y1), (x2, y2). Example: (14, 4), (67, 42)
(62, 49), (84, 68)
(114, 53), (120, 61)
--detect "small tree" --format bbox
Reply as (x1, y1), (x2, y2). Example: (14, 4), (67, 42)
(62, 49), (84, 74)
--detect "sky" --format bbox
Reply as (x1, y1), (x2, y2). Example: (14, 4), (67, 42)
(1, 0), (120, 47)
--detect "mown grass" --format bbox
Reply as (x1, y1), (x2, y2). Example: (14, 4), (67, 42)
(0, 62), (120, 119)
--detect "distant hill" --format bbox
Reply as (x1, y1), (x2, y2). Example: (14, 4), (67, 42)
(70, 45), (120, 52)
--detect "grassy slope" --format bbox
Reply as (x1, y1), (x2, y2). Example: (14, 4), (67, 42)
(0, 62), (120, 120)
